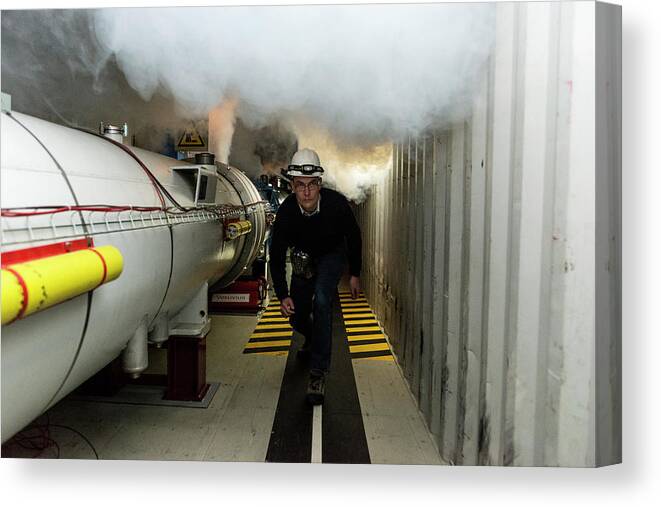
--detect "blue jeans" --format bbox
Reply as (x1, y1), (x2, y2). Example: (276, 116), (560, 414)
(289, 247), (346, 375)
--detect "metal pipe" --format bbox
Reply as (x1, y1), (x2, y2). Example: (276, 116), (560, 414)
(1, 245), (123, 325)
(225, 220), (253, 240)
(149, 312), (169, 348)
(122, 319), (149, 379)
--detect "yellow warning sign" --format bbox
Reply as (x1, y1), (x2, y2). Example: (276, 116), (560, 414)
(177, 127), (206, 151)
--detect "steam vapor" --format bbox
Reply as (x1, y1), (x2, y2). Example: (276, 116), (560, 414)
(2, 5), (495, 202)
(92, 4), (494, 201)
(209, 98), (239, 164)
(253, 123), (298, 176)
(93, 4), (495, 142)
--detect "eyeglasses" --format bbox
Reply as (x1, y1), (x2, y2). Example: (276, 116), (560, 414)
(293, 179), (321, 192)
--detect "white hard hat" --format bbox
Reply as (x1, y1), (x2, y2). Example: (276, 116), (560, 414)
(291, 148), (321, 167)
(282, 148), (324, 179)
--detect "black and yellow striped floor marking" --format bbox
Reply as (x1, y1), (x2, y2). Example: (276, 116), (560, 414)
(338, 292), (394, 361)
(243, 298), (293, 355)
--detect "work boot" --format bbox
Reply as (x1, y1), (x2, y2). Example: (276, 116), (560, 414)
(306, 372), (326, 405)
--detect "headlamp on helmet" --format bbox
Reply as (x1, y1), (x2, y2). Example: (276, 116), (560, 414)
(285, 164), (324, 177)
(282, 148), (324, 179)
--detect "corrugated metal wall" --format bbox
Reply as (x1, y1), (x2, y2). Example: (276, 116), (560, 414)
(355, 1), (621, 467)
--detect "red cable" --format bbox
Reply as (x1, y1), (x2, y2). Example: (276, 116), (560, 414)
(1, 205), (163, 217)
(1, 197), (268, 223)
(1, 202), (264, 218)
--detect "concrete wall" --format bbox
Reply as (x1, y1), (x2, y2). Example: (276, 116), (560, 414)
(355, 1), (621, 467)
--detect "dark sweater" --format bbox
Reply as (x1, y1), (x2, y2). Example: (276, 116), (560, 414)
(269, 187), (362, 301)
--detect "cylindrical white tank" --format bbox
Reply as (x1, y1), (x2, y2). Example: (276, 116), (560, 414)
(0, 111), (268, 441)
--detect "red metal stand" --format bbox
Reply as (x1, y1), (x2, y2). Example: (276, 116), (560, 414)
(208, 276), (268, 314)
(165, 332), (210, 401)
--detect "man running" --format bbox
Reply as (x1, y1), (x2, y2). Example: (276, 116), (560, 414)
(269, 148), (362, 405)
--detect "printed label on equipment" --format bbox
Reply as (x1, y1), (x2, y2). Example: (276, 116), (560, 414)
(211, 293), (250, 303)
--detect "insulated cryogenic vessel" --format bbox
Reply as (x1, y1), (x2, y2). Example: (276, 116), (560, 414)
(1, 110), (269, 441)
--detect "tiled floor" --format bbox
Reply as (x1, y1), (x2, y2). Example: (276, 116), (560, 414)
(3, 290), (444, 465)
(353, 360), (444, 465)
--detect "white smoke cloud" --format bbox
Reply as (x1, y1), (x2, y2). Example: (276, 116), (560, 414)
(208, 98), (239, 164)
(293, 121), (391, 203)
(92, 3), (495, 143)
(4, 5), (495, 201)
(91, 3), (493, 200)
(1, 10), (212, 155)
